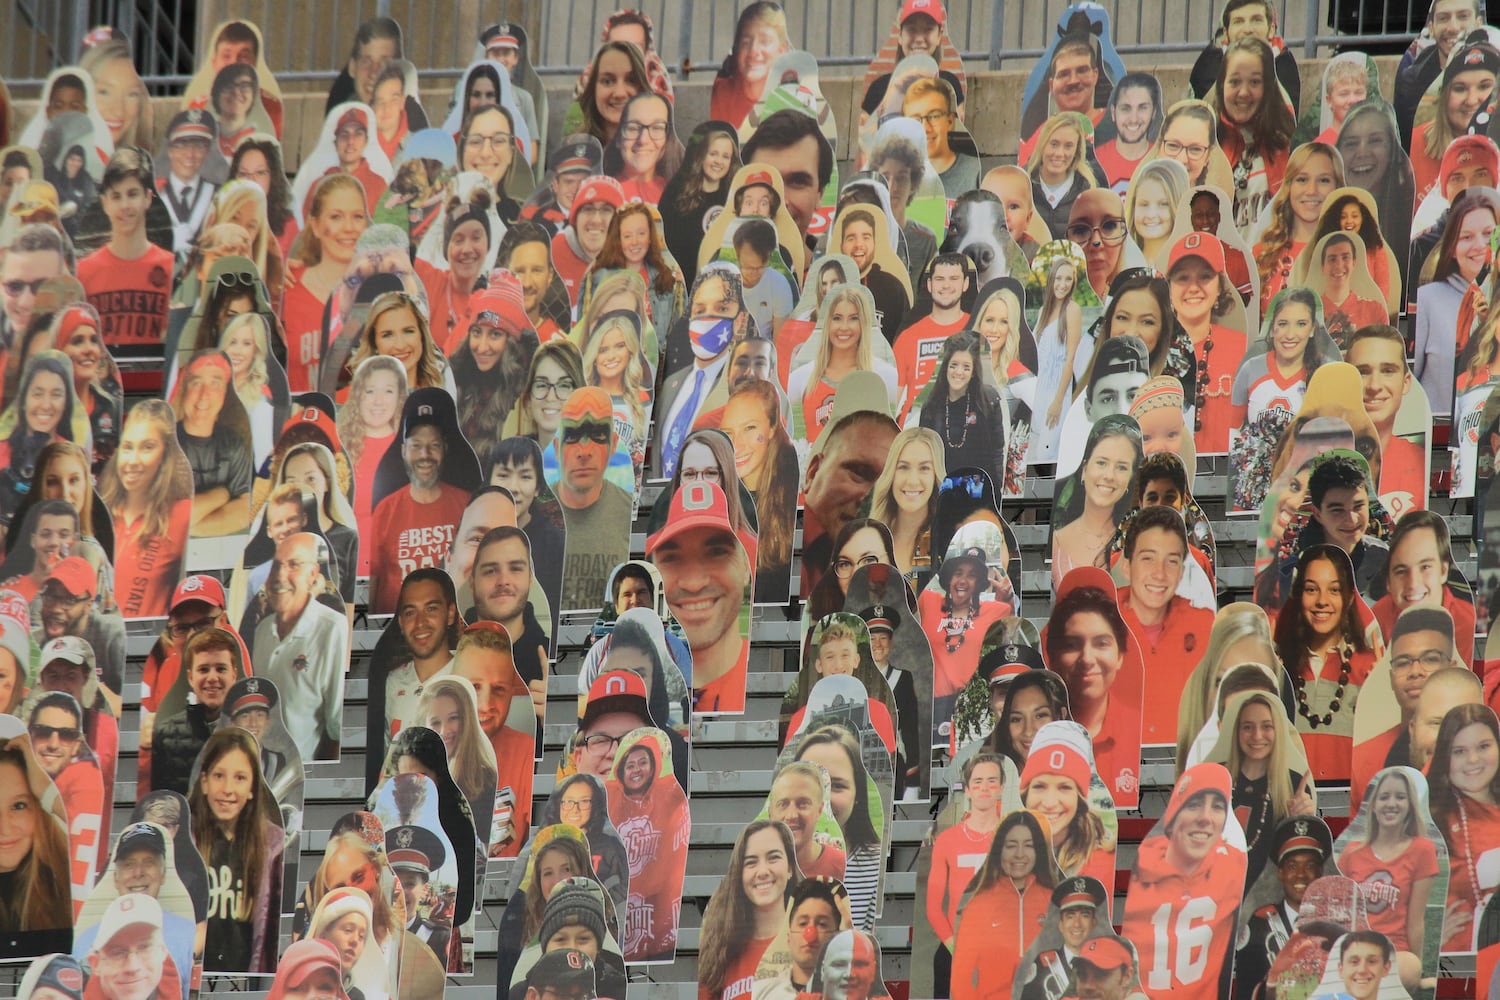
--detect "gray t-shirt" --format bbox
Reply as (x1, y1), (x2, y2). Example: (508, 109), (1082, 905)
(559, 481), (633, 612)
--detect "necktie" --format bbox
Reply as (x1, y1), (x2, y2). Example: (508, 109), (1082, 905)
(663, 369), (705, 477)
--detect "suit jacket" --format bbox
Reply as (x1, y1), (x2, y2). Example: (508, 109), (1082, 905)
(652, 358), (728, 477)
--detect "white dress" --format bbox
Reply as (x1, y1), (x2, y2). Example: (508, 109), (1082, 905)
(1029, 315), (1072, 463)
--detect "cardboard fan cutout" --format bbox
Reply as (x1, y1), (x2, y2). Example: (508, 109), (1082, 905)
(909, 749), (1020, 998)
(507, 877), (626, 1000)
(649, 480), (752, 716)
(290, 102), (395, 223)
(1019, 4), (1127, 147)
(185, 726), (287, 974)
(0, 728), (75, 953)
(1049, 413), (1142, 589)
(777, 680), (894, 932)
(781, 613), (900, 758)
(576, 574), (693, 729)
(101, 399), (193, 618)
(1111, 504), (1216, 746)
(949, 808), (1065, 994)
(366, 387), (480, 614)
(1293, 231), (1393, 350)
(1021, 720), (1120, 887)
(1119, 762), (1247, 999)
(921, 518), (1020, 749)
(369, 773), (464, 977)
(550, 386), (635, 613)
(658, 122), (740, 275)
(1366, 514), (1476, 668)
(1333, 765), (1448, 992)
(534, 778), (630, 912)
(1042, 566), (1145, 808)
(1091, 70), (1166, 193)
(1343, 327), (1430, 514)
(1227, 291), (1348, 512)
(845, 564), (935, 800)
(18, 68), (115, 173)
(605, 727), (690, 963)
(182, 20), (283, 137)
(75, 820), (202, 999)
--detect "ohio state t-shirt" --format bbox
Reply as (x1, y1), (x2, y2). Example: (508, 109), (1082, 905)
(78, 243), (174, 347)
(368, 482), (469, 613)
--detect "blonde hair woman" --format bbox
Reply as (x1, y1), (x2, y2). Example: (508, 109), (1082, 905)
(418, 676), (501, 849)
(582, 310), (649, 467)
(209, 179), (284, 302)
(219, 312), (275, 469)
(1124, 158), (1190, 263)
(1025, 113), (1098, 240)
(1030, 256), (1084, 462)
(869, 427), (946, 578)
(348, 291), (447, 392)
(80, 38), (155, 147)
(786, 284), (897, 444)
(1175, 603), (1278, 770)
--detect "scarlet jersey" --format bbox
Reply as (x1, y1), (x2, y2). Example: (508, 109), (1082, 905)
(1093, 140), (1146, 194)
(280, 263), (326, 393)
(1117, 589), (1214, 745)
(1376, 434), (1428, 520)
(1122, 837), (1246, 1000)
(693, 640), (749, 715)
(893, 313), (969, 419)
(1337, 837), (1439, 951)
(925, 822), (996, 944)
(57, 758), (104, 918)
(1231, 356), (1306, 428)
(1441, 794), (1500, 952)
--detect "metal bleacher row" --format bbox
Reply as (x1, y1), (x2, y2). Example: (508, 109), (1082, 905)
(83, 354), (1488, 998)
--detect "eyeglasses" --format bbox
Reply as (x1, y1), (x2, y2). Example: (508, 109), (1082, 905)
(43, 589), (91, 608)
(834, 553), (880, 578)
(680, 467), (722, 484)
(236, 167), (271, 181)
(621, 121), (669, 143)
(558, 798), (591, 812)
(2, 278), (46, 297)
(530, 377), (576, 400)
(168, 614), (222, 639)
(29, 724), (81, 742)
(580, 732), (627, 754)
(465, 133), (513, 151)
(1391, 650), (1451, 672)
(1066, 219), (1128, 245)
(227, 81), (256, 94)
(576, 203), (615, 219)
(562, 424), (612, 445)
(910, 110), (954, 127)
(1161, 139), (1210, 160)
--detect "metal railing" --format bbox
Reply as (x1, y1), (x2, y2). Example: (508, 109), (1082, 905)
(0, 0), (1434, 91)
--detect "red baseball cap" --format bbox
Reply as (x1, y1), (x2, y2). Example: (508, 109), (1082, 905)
(569, 175), (625, 227)
(581, 668), (650, 730)
(1052, 565), (1116, 602)
(1074, 936), (1133, 972)
(646, 480), (735, 556)
(171, 574), (227, 612)
(46, 556), (97, 599)
(899, 0), (946, 26)
(739, 166), (778, 192)
(1167, 230), (1226, 274)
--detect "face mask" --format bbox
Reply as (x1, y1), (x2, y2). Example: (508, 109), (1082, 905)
(689, 316), (735, 359)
